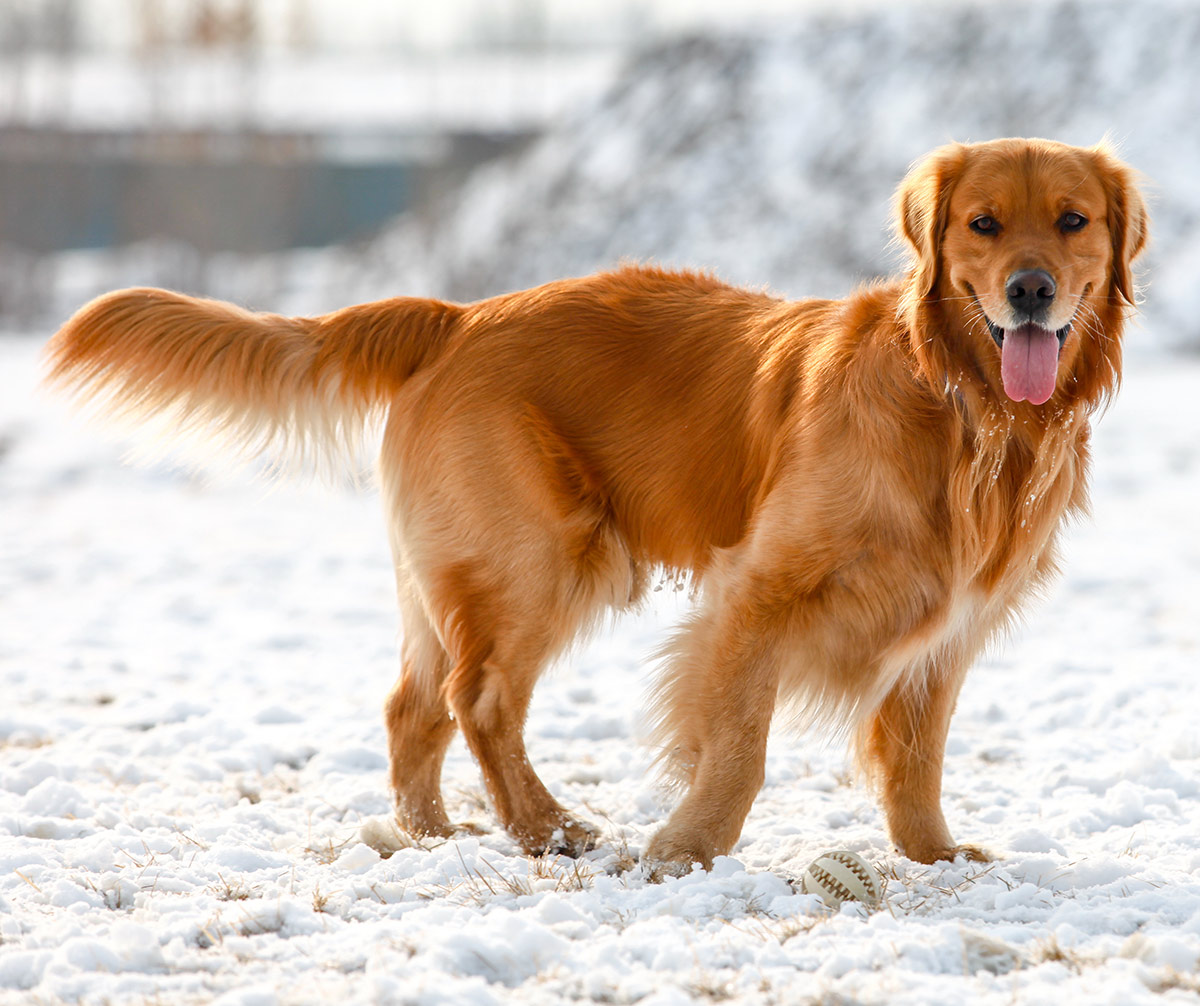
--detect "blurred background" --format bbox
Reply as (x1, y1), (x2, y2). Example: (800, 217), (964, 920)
(1, 0), (1197, 348)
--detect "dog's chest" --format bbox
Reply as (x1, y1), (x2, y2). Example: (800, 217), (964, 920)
(883, 589), (989, 680)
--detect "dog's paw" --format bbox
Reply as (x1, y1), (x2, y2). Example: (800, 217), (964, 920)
(392, 802), (456, 841)
(904, 842), (992, 865)
(521, 817), (599, 858)
(946, 843), (991, 864)
(642, 829), (714, 881)
(451, 821), (488, 838)
(641, 856), (700, 883)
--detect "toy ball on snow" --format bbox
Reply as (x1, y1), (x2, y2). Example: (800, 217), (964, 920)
(800, 850), (882, 909)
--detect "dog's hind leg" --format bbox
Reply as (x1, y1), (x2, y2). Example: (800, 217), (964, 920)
(385, 587), (458, 838)
(434, 560), (600, 857)
(379, 399), (637, 856)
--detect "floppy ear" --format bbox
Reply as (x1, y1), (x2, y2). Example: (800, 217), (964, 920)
(1092, 146), (1149, 307)
(895, 144), (967, 301)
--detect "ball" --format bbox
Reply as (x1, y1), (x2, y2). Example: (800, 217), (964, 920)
(800, 850), (882, 909)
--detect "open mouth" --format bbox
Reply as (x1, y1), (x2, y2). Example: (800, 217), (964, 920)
(972, 297), (1073, 406)
(983, 316), (1071, 351)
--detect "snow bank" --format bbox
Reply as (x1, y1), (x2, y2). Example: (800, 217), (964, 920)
(328, 0), (1200, 353)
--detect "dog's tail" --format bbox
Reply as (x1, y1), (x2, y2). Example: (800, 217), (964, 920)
(43, 288), (458, 473)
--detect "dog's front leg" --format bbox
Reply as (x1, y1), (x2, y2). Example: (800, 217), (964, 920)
(858, 661), (989, 864)
(643, 596), (787, 877)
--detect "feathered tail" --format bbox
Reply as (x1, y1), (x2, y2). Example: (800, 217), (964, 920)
(43, 288), (458, 473)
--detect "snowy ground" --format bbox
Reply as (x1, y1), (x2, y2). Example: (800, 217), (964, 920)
(1, 331), (1199, 1004)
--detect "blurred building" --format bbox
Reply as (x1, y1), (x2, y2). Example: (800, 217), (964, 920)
(0, 0), (617, 321)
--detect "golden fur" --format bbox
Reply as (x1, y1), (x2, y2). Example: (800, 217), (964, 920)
(44, 138), (1147, 874)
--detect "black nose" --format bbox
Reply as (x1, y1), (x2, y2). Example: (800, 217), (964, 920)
(1005, 269), (1057, 317)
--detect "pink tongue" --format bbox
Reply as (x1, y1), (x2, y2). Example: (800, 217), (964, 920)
(1001, 325), (1059, 404)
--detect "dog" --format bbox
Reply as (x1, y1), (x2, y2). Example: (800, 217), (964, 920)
(44, 138), (1147, 875)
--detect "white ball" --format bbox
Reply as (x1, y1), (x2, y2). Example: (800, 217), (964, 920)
(800, 850), (882, 909)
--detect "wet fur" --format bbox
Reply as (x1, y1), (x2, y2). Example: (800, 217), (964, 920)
(44, 138), (1147, 873)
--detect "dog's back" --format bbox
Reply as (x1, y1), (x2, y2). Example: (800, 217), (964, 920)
(398, 267), (848, 571)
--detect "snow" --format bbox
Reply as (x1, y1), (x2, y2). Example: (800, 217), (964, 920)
(4, 0), (1200, 998)
(2, 315), (1200, 1002)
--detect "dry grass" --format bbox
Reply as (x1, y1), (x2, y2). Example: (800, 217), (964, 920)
(581, 806), (637, 874)
(302, 812), (359, 865)
(686, 975), (736, 1001)
(305, 838), (343, 865)
(418, 848), (596, 906)
(878, 859), (997, 915)
(209, 873), (259, 902)
(733, 912), (824, 944)
(1147, 969), (1200, 995)
(1029, 934), (1084, 972)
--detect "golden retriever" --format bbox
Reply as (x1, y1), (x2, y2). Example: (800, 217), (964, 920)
(44, 137), (1147, 875)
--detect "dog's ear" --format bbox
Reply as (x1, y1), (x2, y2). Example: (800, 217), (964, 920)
(1092, 144), (1149, 307)
(895, 145), (967, 301)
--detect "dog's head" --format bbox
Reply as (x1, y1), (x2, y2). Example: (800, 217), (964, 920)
(896, 138), (1147, 406)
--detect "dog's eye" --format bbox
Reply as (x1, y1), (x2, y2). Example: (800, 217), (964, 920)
(969, 215), (999, 235)
(1059, 212), (1088, 233)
